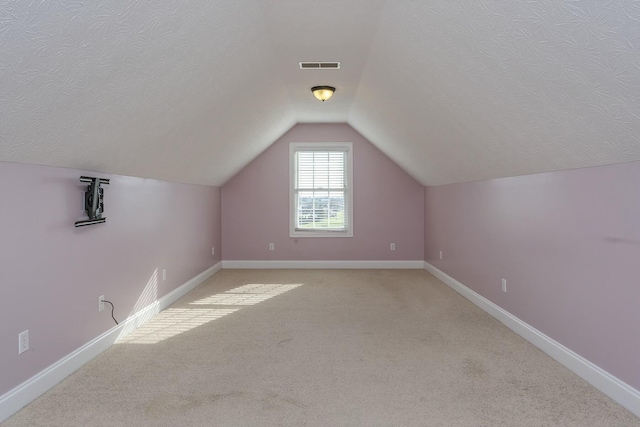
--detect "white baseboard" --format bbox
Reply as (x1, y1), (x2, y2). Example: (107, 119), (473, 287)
(0, 262), (222, 424)
(423, 261), (640, 418)
(222, 260), (424, 269)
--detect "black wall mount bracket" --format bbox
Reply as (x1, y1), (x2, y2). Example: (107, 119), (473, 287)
(75, 176), (110, 227)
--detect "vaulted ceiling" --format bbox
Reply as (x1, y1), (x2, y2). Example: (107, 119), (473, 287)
(2, 1), (639, 186)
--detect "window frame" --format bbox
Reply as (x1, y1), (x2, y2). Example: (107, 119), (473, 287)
(289, 142), (353, 238)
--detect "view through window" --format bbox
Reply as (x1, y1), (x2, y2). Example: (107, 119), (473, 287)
(290, 142), (353, 237)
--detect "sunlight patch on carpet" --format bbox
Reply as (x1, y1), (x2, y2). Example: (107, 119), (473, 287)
(118, 283), (303, 344)
(119, 308), (239, 344)
(190, 284), (303, 306)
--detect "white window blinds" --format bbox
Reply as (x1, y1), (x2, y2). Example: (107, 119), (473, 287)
(294, 149), (348, 231)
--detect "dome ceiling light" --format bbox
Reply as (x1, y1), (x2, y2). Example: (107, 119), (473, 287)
(311, 86), (336, 102)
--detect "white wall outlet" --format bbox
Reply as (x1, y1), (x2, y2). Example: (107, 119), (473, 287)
(18, 330), (29, 354)
(212, 246), (215, 255)
(162, 269), (167, 281)
(390, 243), (396, 251)
(501, 279), (507, 293)
(98, 295), (105, 312)
(269, 243), (274, 251)
(439, 250), (443, 260)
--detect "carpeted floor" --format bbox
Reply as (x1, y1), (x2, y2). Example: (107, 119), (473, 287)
(3, 269), (638, 426)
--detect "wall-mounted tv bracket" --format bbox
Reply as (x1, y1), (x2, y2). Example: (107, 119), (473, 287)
(75, 176), (110, 227)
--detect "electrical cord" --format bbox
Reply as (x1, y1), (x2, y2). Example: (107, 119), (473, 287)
(102, 300), (119, 325)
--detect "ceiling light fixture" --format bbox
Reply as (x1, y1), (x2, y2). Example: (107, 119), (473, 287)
(311, 86), (335, 102)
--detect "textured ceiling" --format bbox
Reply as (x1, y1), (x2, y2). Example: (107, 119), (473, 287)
(350, 1), (640, 185)
(1, 1), (639, 186)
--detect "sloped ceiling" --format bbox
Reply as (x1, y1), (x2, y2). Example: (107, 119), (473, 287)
(1, 1), (639, 186)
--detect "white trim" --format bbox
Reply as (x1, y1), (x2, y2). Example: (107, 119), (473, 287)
(223, 260), (424, 269)
(0, 262), (222, 424)
(423, 261), (640, 418)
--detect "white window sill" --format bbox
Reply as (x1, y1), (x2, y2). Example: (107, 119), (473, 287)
(290, 229), (353, 238)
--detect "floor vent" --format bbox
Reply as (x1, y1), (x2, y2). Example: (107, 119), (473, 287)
(299, 62), (340, 69)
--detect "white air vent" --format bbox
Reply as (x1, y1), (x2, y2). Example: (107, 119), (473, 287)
(299, 62), (340, 69)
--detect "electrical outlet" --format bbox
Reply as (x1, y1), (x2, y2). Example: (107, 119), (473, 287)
(162, 269), (167, 281)
(269, 243), (274, 251)
(501, 279), (507, 293)
(212, 246), (215, 255)
(98, 295), (105, 312)
(18, 330), (29, 354)
(390, 243), (396, 251)
(439, 250), (443, 260)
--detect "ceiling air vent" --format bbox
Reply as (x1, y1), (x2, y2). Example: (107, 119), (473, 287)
(299, 62), (340, 69)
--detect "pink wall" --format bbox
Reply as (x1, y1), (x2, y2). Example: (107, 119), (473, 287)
(222, 123), (424, 261)
(0, 161), (221, 396)
(424, 161), (640, 390)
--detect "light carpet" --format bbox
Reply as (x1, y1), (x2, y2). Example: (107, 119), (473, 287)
(3, 269), (638, 426)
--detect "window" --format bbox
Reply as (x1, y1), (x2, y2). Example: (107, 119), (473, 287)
(290, 142), (353, 237)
